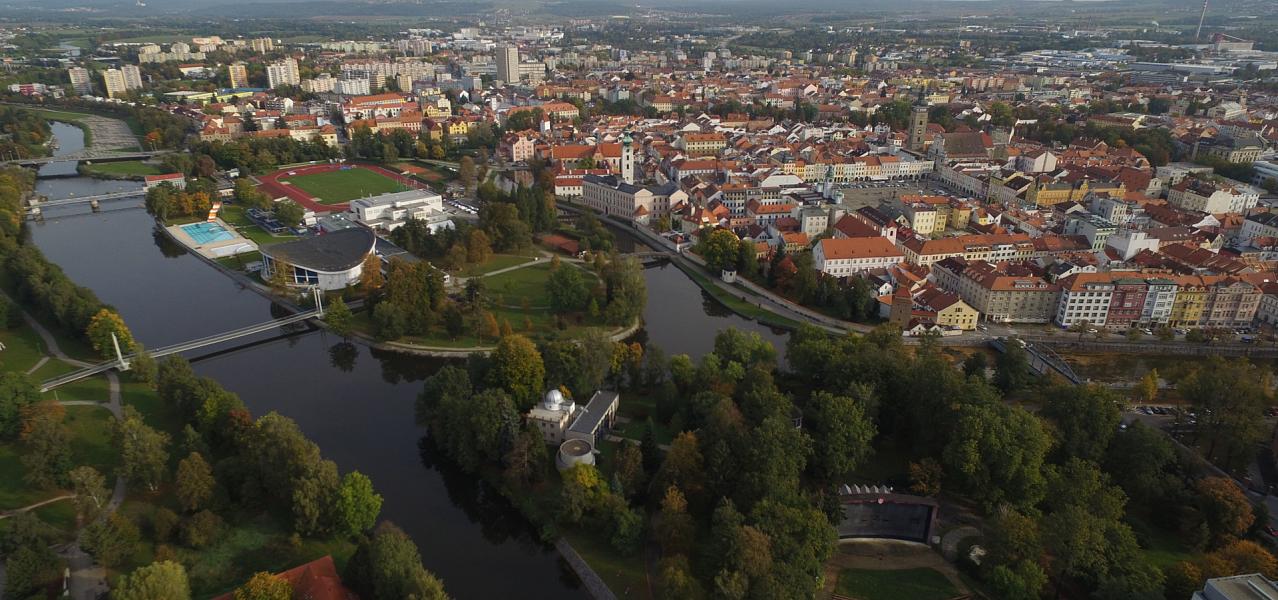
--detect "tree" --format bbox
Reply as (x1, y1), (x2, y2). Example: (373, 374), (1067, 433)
(546, 260), (591, 313)
(908, 458), (943, 496)
(335, 471), (384, 536)
(458, 156), (477, 192)
(699, 228), (742, 273)
(486, 334), (545, 410)
(1179, 357), (1272, 469)
(114, 561), (191, 600)
(1195, 477), (1255, 544)
(175, 452), (215, 513)
(466, 229), (492, 265)
(83, 512), (141, 568)
(234, 573), (292, 600)
(274, 199), (305, 228)
(1104, 421), (1174, 504)
(988, 560), (1048, 600)
(131, 345), (158, 386)
(1134, 369), (1159, 405)
(69, 465), (109, 519)
(362, 253), (384, 291)
(943, 401), (1049, 509)
(20, 401), (71, 488)
(324, 298), (354, 339)
(116, 406), (171, 492)
(0, 372), (40, 439)
(994, 341), (1031, 392)
(1041, 384), (1122, 463)
(655, 486), (695, 557)
(4, 545), (61, 600)
(807, 391), (875, 484)
(560, 463), (606, 523)
(86, 308), (135, 359)
(503, 424), (548, 488)
(1209, 539), (1278, 578)
(344, 521), (449, 600)
(182, 509), (223, 548)
(613, 441), (647, 499)
(962, 352), (988, 379)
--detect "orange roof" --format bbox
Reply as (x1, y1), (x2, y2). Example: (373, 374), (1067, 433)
(818, 237), (904, 260)
(212, 556), (356, 600)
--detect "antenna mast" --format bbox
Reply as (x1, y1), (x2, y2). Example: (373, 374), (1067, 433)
(1195, 0), (1209, 40)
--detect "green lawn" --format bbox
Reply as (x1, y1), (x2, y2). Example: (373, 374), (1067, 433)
(482, 262), (563, 307)
(65, 405), (119, 476)
(465, 254), (536, 276)
(834, 568), (959, 600)
(679, 263), (804, 330)
(0, 323), (53, 374)
(219, 205), (295, 247)
(562, 529), (652, 600)
(81, 160), (162, 177)
(279, 168), (407, 204)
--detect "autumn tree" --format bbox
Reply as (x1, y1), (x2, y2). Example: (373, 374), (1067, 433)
(113, 561), (191, 600)
(458, 156), (477, 192)
(697, 228), (741, 273)
(487, 334), (545, 410)
(466, 229), (492, 265)
(175, 452), (215, 512)
(86, 308), (135, 359)
(362, 253), (384, 291)
(1195, 477), (1255, 544)
(20, 401), (71, 488)
(234, 573), (292, 600)
(0, 372), (40, 439)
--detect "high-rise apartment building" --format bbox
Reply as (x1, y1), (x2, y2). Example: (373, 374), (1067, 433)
(228, 62), (248, 88)
(103, 69), (128, 98)
(67, 67), (92, 95)
(122, 65), (143, 90)
(266, 58), (300, 89)
(249, 37), (274, 53)
(496, 45), (520, 85)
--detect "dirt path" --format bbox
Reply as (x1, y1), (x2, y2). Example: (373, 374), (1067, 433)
(0, 494), (75, 519)
(821, 540), (969, 600)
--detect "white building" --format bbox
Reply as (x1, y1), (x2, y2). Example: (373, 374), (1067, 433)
(266, 58), (300, 89)
(348, 189), (450, 232)
(67, 67), (92, 95)
(1054, 275), (1115, 328)
(1193, 574), (1278, 600)
(812, 237), (904, 277)
(260, 227), (375, 291)
(1167, 177), (1259, 214)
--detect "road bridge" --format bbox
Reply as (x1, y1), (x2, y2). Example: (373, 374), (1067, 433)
(7, 150), (167, 167)
(27, 189), (146, 213)
(42, 308), (322, 392)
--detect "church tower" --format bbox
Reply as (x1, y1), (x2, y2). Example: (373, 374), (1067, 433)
(620, 132), (635, 184)
(908, 103), (929, 152)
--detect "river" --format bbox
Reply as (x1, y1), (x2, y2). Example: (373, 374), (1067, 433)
(28, 122), (790, 598)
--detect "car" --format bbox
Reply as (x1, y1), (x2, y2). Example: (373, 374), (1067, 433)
(1141, 328), (1153, 335)
(977, 324), (988, 331)
(1265, 525), (1278, 537)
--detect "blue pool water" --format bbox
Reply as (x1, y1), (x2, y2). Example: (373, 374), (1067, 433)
(182, 222), (235, 244)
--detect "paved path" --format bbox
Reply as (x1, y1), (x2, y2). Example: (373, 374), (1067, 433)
(0, 495), (75, 520)
(0, 290), (123, 599)
(821, 540), (970, 600)
(24, 356), (48, 375)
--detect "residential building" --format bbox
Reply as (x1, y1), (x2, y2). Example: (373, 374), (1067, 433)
(913, 288), (979, 330)
(931, 258), (1060, 323)
(812, 237), (905, 277)
(1054, 274), (1116, 328)
(228, 62), (248, 89)
(102, 69), (128, 99)
(1062, 213), (1117, 251)
(581, 174), (685, 223)
(266, 58), (300, 89)
(899, 233), (1035, 267)
(1167, 176), (1259, 214)
(1240, 212), (1278, 243)
(67, 67), (92, 95)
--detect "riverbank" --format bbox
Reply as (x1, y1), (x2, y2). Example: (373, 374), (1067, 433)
(77, 160), (162, 181)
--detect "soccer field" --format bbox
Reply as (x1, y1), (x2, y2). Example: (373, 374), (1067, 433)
(280, 168), (408, 204)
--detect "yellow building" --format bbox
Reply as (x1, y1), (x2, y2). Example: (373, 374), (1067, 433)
(1168, 278), (1207, 327)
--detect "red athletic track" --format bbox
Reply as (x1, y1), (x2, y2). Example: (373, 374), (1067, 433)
(255, 162), (428, 213)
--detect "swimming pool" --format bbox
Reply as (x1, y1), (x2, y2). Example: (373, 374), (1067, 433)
(182, 222), (235, 244)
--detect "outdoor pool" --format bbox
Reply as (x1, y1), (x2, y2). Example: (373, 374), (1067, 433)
(182, 222), (235, 244)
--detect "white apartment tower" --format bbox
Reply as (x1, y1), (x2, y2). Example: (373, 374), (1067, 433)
(122, 65), (143, 90)
(496, 45), (520, 85)
(67, 67), (92, 95)
(228, 62), (248, 89)
(266, 58), (300, 89)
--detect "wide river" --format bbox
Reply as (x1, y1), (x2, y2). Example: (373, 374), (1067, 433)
(29, 122), (790, 598)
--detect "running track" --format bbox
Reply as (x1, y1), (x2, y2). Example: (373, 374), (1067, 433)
(255, 163), (429, 213)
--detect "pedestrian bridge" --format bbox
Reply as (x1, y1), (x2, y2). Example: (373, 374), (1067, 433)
(41, 309), (322, 392)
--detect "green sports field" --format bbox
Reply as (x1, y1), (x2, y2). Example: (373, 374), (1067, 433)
(280, 168), (408, 204)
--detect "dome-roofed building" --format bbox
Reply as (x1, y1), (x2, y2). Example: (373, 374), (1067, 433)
(527, 388), (578, 444)
(260, 227), (376, 291)
(556, 438), (596, 471)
